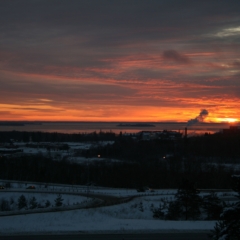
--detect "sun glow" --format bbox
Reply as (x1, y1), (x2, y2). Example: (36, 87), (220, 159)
(215, 118), (239, 123)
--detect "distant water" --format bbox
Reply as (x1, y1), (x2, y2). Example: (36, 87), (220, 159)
(0, 122), (233, 135)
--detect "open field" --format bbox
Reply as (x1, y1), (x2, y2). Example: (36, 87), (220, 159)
(1, 180), (236, 235)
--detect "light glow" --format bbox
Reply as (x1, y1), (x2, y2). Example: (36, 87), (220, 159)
(214, 118), (239, 123)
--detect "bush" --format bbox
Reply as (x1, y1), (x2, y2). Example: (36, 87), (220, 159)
(18, 195), (27, 210)
(164, 179), (202, 220)
(202, 192), (224, 220)
(0, 198), (11, 211)
(165, 201), (182, 220)
(151, 199), (168, 219)
(45, 200), (51, 208)
(29, 196), (38, 209)
(54, 194), (63, 207)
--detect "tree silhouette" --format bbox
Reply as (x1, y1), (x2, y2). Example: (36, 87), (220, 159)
(0, 199), (10, 211)
(29, 196), (38, 209)
(211, 176), (240, 239)
(18, 195), (27, 210)
(202, 191), (223, 220)
(172, 179), (202, 220)
(54, 194), (63, 207)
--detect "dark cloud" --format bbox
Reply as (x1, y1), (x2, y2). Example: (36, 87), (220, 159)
(1, 1), (240, 26)
(1, 1), (240, 58)
(1, 0), (240, 46)
(0, 72), (137, 105)
(162, 50), (191, 64)
(232, 61), (240, 67)
(0, 1), (240, 120)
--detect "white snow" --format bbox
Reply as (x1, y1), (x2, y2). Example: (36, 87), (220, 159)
(0, 182), (217, 234)
(0, 210), (216, 234)
(0, 192), (88, 211)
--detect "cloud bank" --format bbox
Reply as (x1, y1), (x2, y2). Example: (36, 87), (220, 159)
(0, 0), (240, 121)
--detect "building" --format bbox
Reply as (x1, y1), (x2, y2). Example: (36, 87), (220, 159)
(222, 126), (240, 135)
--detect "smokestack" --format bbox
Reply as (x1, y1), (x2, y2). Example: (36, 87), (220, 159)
(184, 127), (188, 152)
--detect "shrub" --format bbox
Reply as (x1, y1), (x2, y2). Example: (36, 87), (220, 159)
(18, 195), (27, 210)
(54, 194), (63, 207)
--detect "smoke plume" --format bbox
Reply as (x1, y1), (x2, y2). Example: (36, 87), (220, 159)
(187, 109), (209, 126)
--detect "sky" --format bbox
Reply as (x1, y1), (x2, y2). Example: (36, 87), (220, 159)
(0, 0), (240, 122)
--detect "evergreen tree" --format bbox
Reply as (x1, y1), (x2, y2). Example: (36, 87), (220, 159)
(152, 200), (168, 219)
(202, 191), (224, 220)
(29, 196), (38, 209)
(211, 176), (240, 239)
(18, 195), (27, 210)
(54, 194), (63, 207)
(45, 200), (51, 208)
(0, 198), (10, 211)
(138, 201), (144, 212)
(165, 201), (182, 220)
(168, 179), (202, 220)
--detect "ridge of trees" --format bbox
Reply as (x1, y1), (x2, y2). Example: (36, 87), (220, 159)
(0, 130), (239, 189)
(0, 131), (116, 143)
(0, 153), (236, 189)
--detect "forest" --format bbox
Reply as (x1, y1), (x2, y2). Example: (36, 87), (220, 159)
(0, 130), (240, 189)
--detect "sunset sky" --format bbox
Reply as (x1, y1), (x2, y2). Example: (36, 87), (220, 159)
(0, 0), (240, 122)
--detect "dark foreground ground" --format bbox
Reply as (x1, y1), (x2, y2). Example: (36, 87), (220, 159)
(0, 232), (211, 240)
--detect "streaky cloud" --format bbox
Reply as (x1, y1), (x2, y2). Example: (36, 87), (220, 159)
(162, 50), (191, 64)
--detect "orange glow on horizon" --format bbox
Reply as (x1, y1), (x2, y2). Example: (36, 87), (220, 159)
(0, 101), (239, 123)
(213, 118), (239, 123)
(1, 53), (240, 123)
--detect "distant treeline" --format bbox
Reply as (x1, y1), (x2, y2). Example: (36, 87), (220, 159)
(0, 131), (117, 142)
(0, 153), (235, 189)
(187, 132), (240, 158)
(0, 130), (240, 189)
(81, 132), (240, 161)
(1, 130), (240, 159)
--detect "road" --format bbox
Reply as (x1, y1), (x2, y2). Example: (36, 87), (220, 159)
(0, 232), (211, 240)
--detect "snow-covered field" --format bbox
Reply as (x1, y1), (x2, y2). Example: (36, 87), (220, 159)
(0, 192), (89, 211)
(0, 181), (221, 235)
(0, 194), (216, 234)
(0, 207), (216, 234)
(0, 141), (238, 235)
